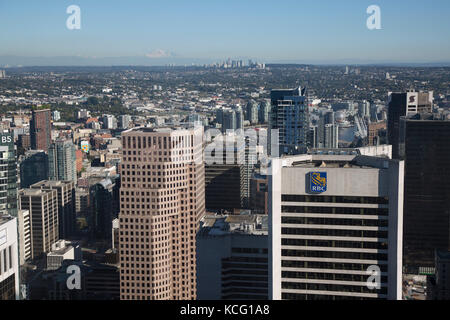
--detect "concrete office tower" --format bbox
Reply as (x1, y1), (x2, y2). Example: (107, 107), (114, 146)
(205, 134), (245, 212)
(17, 209), (31, 265)
(0, 132), (18, 217)
(0, 216), (20, 300)
(235, 107), (244, 130)
(52, 110), (61, 122)
(30, 108), (52, 152)
(119, 126), (205, 300)
(324, 123), (339, 149)
(19, 188), (59, 260)
(119, 115), (132, 130)
(90, 176), (120, 241)
(308, 126), (318, 149)
(387, 90), (433, 159)
(48, 139), (77, 183)
(20, 150), (49, 188)
(359, 101), (371, 119)
(246, 100), (259, 125)
(222, 109), (236, 133)
(259, 100), (270, 124)
(30, 180), (76, 240)
(399, 114), (450, 272)
(270, 86), (309, 155)
(269, 154), (404, 300)
(428, 251), (450, 300)
(102, 114), (118, 130)
(197, 214), (269, 300)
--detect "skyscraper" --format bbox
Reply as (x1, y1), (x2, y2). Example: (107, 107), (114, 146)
(246, 100), (259, 125)
(205, 134), (245, 211)
(387, 91), (433, 159)
(270, 87), (309, 155)
(269, 154), (404, 300)
(259, 100), (270, 124)
(19, 188), (59, 259)
(400, 113), (450, 271)
(30, 180), (76, 240)
(48, 139), (77, 183)
(19, 150), (49, 188)
(30, 108), (52, 152)
(0, 132), (18, 217)
(0, 216), (20, 300)
(119, 126), (205, 300)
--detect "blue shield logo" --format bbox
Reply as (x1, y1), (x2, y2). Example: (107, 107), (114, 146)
(310, 172), (327, 193)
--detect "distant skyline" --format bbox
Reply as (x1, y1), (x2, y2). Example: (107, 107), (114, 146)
(1, 0), (450, 66)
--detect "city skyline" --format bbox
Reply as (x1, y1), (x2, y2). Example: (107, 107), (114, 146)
(1, 0), (450, 66)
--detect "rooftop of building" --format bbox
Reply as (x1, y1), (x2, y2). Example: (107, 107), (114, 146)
(19, 188), (55, 196)
(30, 180), (73, 188)
(198, 213), (268, 237)
(0, 214), (14, 225)
(403, 112), (450, 121)
(277, 154), (400, 170)
(123, 126), (195, 134)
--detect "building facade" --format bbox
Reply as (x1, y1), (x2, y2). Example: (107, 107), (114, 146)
(269, 154), (404, 300)
(119, 127), (205, 300)
(0, 216), (20, 300)
(30, 108), (52, 152)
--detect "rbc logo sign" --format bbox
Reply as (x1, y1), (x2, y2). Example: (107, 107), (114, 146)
(310, 172), (327, 193)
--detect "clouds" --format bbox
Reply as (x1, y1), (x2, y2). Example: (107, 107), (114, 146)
(145, 49), (173, 59)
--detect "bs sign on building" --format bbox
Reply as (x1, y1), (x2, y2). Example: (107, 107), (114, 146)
(310, 172), (327, 193)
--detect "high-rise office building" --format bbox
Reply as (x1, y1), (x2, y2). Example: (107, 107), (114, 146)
(119, 126), (205, 300)
(205, 134), (245, 212)
(222, 109), (237, 132)
(246, 100), (259, 125)
(48, 139), (77, 183)
(387, 91), (433, 159)
(52, 110), (61, 122)
(0, 216), (20, 300)
(270, 87), (309, 155)
(269, 154), (404, 300)
(19, 188), (59, 259)
(30, 180), (76, 240)
(259, 100), (270, 124)
(197, 214), (268, 300)
(0, 132), (18, 217)
(102, 114), (118, 130)
(90, 176), (120, 241)
(17, 209), (31, 265)
(399, 113), (450, 271)
(19, 150), (49, 188)
(235, 107), (244, 130)
(119, 115), (132, 130)
(324, 123), (339, 149)
(30, 108), (52, 152)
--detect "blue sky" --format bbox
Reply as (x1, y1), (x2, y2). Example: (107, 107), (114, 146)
(0, 0), (449, 65)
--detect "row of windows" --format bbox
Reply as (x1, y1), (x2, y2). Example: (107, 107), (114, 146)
(281, 238), (388, 250)
(282, 206), (389, 216)
(281, 249), (388, 261)
(281, 228), (388, 238)
(281, 282), (388, 294)
(281, 217), (388, 227)
(0, 245), (13, 275)
(282, 293), (379, 300)
(281, 195), (389, 205)
(282, 271), (388, 283)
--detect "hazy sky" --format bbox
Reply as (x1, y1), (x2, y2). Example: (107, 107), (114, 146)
(1, 0), (450, 65)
